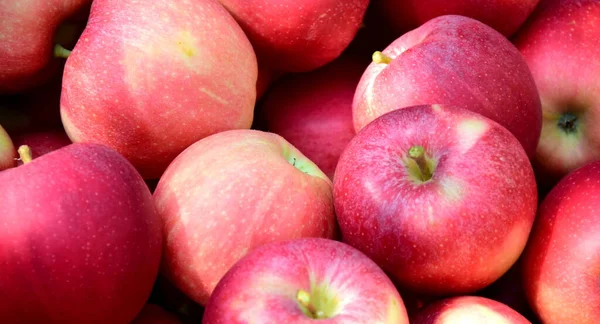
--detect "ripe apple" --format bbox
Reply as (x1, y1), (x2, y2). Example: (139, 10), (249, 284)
(353, 15), (542, 158)
(132, 304), (181, 324)
(334, 104), (538, 296)
(377, 0), (540, 37)
(522, 160), (600, 324)
(411, 296), (531, 323)
(260, 56), (365, 179)
(154, 129), (337, 305)
(60, 0), (258, 179)
(11, 129), (72, 165)
(0, 0), (90, 93)
(217, 0), (369, 72)
(0, 143), (162, 323)
(203, 237), (409, 323)
(513, 0), (600, 184)
(0, 124), (16, 170)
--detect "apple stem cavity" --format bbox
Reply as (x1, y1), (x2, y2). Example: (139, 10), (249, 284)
(558, 112), (579, 134)
(408, 145), (433, 182)
(296, 289), (326, 319)
(53, 44), (72, 59)
(372, 51), (392, 64)
(17, 145), (33, 164)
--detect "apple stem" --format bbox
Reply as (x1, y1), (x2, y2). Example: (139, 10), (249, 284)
(408, 146), (432, 181)
(54, 44), (72, 59)
(296, 289), (325, 319)
(18, 145), (33, 164)
(372, 51), (392, 64)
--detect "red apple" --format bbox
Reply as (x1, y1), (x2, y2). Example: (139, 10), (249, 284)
(0, 124), (16, 170)
(513, 0), (600, 184)
(411, 296), (531, 323)
(154, 129), (337, 305)
(132, 304), (181, 324)
(203, 237), (409, 323)
(11, 129), (72, 165)
(377, 0), (540, 37)
(0, 143), (162, 323)
(353, 15), (542, 158)
(334, 104), (538, 296)
(260, 56), (365, 179)
(522, 160), (600, 324)
(60, 0), (258, 179)
(217, 0), (369, 72)
(0, 0), (90, 93)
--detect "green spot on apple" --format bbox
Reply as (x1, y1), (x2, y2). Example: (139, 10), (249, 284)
(281, 145), (329, 182)
(404, 145), (436, 183)
(296, 285), (340, 319)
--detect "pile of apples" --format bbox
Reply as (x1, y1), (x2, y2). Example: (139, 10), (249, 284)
(1, 0), (599, 323)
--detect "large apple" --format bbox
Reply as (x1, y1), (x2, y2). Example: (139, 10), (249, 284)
(0, 124), (16, 170)
(203, 237), (409, 323)
(522, 160), (600, 324)
(0, 0), (90, 93)
(260, 56), (365, 179)
(513, 0), (600, 184)
(217, 0), (369, 72)
(353, 15), (542, 158)
(60, 0), (258, 179)
(154, 129), (337, 306)
(334, 104), (538, 296)
(0, 143), (162, 323)
(377, 0), (540, 37)
(411, 296), (531, 323)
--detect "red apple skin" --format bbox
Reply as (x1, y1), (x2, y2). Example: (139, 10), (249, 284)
(411, 296), (531, 324)
(513, 0), (600, 182)
(261, 56), (365, 179)
(11, 129), (72, 165)
(353, 15), (542, 159)
(132, 304), (182, 324)
(334, 104), (538, 296)
(377, 0), (540, 37)
(203, 238), (409, 324)
(60, 0), (258, 179)
(522, 160), (600, 324)
(154, 129), (337, 306)
(0, 0), (90, 93)
(0, 124), (16, 170)
(217, 0), (369, 72)
(0, 143), (162, 323)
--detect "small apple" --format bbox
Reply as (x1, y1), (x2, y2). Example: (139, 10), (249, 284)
(353, 15), (542, 158)
(154, 129), (337, 306)
(334, 104), (538, 296)
(203, 237), (409, 323)
(0, 124), (16, 170)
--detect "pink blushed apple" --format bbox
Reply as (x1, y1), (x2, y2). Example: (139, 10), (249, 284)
(334, 104), (538, 296)
(154, 129), (337, 306)
(353, 15), (542, 158)
(203, 238), (409, 323)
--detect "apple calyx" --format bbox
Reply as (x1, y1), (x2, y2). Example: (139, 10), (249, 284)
(557, 112), (579, 135)
(372, 51), (392, 64)
(297, 289), (327, 319)
(17, 145), (33, 164)
(406, 145), (435, 182)
(54, 44), (72, 59)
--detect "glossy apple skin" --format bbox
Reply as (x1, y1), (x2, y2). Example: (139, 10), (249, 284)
(60, 0), (258, 179)
(0, 0), (90, 93)
(0, 124), (16, 170)
(203, 238), (409, 324)
(334, 104), (538, 296)
(261, 56), (365, 179)
(378, 0), (539, 37)
(131, 304), (181, 324)
(353, 15), (542, 159)
(217, 0), (369, 72)
(11, 129), (72, 165)
(411, 296), (531, 324)
(522, 160), (600, 324)
(154, 129), (336, 306)
(513, 0), (600, 182)
(0, 143), (162, 323)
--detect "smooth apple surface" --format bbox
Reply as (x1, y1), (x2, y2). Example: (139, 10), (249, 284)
(154, 129), (336, 306)
(0, 143), (162, 323)
(131, 304), (181, 324)
(411, 296), (531, 324)
(217, 0), (369, 72)
(60, 0), (258, 179)
(0, 124), (16, 170)
(334, 104), (538, 295)
(203, 238), (409, 324)
(378, 0), (540, 37)
(261, 56), (365, 179)
(513, 0), (600, 181)
(522, 160), (600, 324)
(353, 15), (542, 158)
